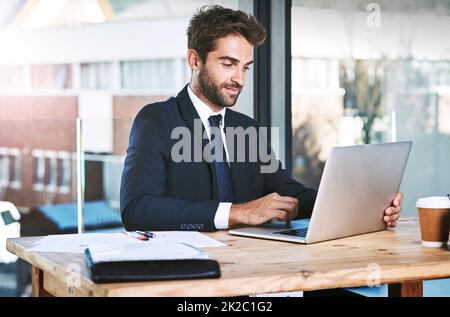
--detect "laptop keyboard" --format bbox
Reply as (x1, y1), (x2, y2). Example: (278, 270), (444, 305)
(274, 227), (308, 238)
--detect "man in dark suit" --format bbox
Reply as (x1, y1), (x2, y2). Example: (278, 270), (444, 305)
(120, 5), (403, 232)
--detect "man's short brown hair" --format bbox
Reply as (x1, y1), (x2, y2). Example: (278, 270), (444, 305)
(187, 5), (267, 63)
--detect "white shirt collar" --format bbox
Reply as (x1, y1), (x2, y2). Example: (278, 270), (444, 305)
(187, 84), (226, 128)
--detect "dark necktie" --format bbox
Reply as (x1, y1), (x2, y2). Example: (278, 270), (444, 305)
(208, 114), (235, 202)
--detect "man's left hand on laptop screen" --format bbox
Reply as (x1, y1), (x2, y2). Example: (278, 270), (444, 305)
(384, 192), (403, 228)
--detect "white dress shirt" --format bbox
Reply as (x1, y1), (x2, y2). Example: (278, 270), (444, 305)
(187, 85), (232, 229)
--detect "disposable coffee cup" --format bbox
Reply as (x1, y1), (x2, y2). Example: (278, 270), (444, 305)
(416, 197), (450, 248)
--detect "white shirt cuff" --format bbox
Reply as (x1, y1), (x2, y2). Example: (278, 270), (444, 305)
(214, 202), (232, 229)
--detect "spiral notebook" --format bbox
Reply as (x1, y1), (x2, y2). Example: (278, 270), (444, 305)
(84, 241), (221, 283)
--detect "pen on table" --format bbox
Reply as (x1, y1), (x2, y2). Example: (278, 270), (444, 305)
(124, 231), (149, 241)
(135, 230), (155, 238)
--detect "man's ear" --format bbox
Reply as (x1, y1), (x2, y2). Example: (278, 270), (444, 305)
(187, 49), (202, 71)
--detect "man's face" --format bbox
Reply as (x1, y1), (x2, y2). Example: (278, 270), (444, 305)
(197, 35), (254, 108)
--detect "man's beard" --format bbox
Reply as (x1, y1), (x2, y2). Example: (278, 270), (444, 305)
(198, 67), (242, 108)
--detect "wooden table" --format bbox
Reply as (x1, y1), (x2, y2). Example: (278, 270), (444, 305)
(6, 218), (450, 297)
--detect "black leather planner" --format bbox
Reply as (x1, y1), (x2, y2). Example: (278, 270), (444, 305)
(84, 244), (221, 283)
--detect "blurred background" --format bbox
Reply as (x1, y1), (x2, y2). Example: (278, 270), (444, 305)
(0, 0), (449, 296)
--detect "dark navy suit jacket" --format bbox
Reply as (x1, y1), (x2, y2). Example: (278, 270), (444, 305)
(120, 85), (317, 232)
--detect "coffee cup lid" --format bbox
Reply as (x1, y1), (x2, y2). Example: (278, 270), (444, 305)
(416, 196), (450, 209)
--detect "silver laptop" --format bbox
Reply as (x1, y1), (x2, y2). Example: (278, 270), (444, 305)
(229, 141), (412, 244)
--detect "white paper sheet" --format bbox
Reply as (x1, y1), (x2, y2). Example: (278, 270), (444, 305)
(27, 231), (226, 253)
(149, 231), (227, 248)
(27, 233), (143, 253)
(87, 241), (210, 263)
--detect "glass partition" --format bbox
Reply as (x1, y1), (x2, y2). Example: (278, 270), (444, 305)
(0, 118), (78, 296)
(0, 113), (147, 296)
(291, 0), (450, 216)
(291, 0), (450, 297)
(0, 0), (250, 297)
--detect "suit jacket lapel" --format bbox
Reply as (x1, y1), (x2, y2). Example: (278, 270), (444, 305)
(176, 85), (218, 200)
(177, 85), (209, 154)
